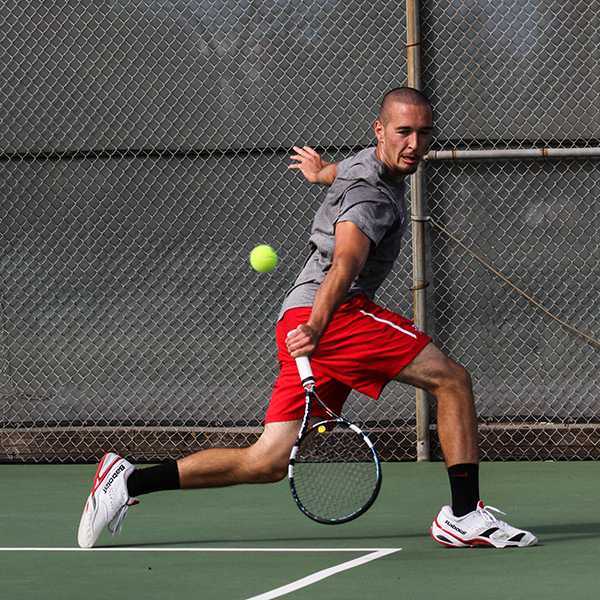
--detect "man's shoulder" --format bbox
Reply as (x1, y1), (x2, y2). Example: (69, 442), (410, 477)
(337, 147), (379, 181)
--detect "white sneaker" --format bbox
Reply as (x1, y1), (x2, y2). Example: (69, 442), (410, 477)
(431, 501), (538, 548)
(77, 452), (138, 548)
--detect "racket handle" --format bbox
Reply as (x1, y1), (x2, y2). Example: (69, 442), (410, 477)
(295, 356), (315, 386)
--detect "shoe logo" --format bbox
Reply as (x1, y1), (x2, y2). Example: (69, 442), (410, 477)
(444, 520), (467, 535)
(102, 464), (125, 493)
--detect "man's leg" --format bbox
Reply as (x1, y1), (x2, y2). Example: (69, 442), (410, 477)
(78, 421), (301, 548)
(127, 420), (301, 496)
(394, 342), (479, 518)
(393, 342), (478, 467)
(394, 342), (537, 547)
(176, 420), (300, 488)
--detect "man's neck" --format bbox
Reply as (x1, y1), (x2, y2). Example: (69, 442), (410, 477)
(375, 145), (405, 181)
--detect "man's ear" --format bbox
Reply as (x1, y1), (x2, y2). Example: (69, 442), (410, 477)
(373, 119), (384, 144)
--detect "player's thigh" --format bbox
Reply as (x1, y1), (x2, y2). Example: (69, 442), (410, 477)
(392, 342), (464, 391)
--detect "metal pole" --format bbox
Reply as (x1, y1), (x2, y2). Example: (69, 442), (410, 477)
(406, 0), (430, 461)
(427, 146), (600, 161)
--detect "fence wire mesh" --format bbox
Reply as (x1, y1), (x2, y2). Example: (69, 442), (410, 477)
(423, 0), (599, 459)
(427, 160), (599, 459)
(422, 0), (600, 149)
(0, 0), (414, 462)
(0, 1), (598, 462)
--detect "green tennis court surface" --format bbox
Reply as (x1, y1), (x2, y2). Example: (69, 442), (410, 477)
(1, 462), (598, 599)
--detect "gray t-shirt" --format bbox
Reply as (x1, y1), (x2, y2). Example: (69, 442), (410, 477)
(279, 147), (407, 318)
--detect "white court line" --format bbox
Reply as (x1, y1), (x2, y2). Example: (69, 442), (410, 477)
(0, 547), (398, 553)
(0, 547), (401, 599)
(244, 549), (400, 600)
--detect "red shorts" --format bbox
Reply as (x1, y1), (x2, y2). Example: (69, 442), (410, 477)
(265, 295), (431, 423)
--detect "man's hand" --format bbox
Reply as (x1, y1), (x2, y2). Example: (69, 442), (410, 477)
(288, 146), (336, 185)
(286, 324), (321, 358)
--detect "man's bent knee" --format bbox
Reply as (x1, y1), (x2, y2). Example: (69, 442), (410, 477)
(246, 453), (288, 483)
(245, 422), (298, 483)
(394, 343), (472, 393)
(446, 362), (472, 390)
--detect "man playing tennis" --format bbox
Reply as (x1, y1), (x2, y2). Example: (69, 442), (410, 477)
(78, 87), (537, 549)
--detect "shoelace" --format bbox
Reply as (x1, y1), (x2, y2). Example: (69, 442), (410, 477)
(108, 498), (139, 536)
(476, 504), (509, 527)
(107, 504), (129, 536)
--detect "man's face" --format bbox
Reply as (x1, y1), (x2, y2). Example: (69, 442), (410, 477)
(374, 102), (433, 175)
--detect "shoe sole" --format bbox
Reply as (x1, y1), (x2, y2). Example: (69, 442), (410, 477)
(430, 520), (536, 548)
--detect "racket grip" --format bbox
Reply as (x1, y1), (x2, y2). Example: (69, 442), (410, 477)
(295, 356), (315, 386)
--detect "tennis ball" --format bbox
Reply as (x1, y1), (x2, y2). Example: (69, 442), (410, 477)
(318, 425), (326, 433)
(250, 244), (278, 273)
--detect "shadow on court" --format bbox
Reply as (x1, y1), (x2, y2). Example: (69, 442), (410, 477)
(103, 531), (427, 549)
(101, 521), (600, 550)
(526, 522), (600, 543)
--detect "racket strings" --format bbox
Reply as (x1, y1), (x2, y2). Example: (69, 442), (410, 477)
(293, 424), (379, 521)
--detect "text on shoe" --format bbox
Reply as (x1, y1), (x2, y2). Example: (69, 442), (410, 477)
(444, 520), (467, 535)
(102, 464), (126, 493)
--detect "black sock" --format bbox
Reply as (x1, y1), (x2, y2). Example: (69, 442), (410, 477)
(127, 459), (180, 497)
(447, 463), (479, 517)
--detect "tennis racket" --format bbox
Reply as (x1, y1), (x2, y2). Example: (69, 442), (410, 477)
(288, 355), (382, 524)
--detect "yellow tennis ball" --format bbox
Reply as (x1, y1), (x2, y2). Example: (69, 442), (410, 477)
(318, 425), (326, 433)
(250, 244), (278, 273)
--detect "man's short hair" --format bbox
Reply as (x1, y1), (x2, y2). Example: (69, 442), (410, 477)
(377, 87), (432, 123)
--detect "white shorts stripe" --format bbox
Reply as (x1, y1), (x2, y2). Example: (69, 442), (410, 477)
(359, 309), (418, 339)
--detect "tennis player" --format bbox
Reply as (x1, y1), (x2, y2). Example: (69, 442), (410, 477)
(78, 87), (537, 549)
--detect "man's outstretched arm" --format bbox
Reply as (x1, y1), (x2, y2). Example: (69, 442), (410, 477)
(288, 145), (337, 185)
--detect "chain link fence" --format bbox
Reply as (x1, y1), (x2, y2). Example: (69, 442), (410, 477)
(423, 0), (600, 459)
(0, 0), (415, 462)
(427, 160), (599, 459)
(1, 1), (598, 462)
(422, 0), (600, 150)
